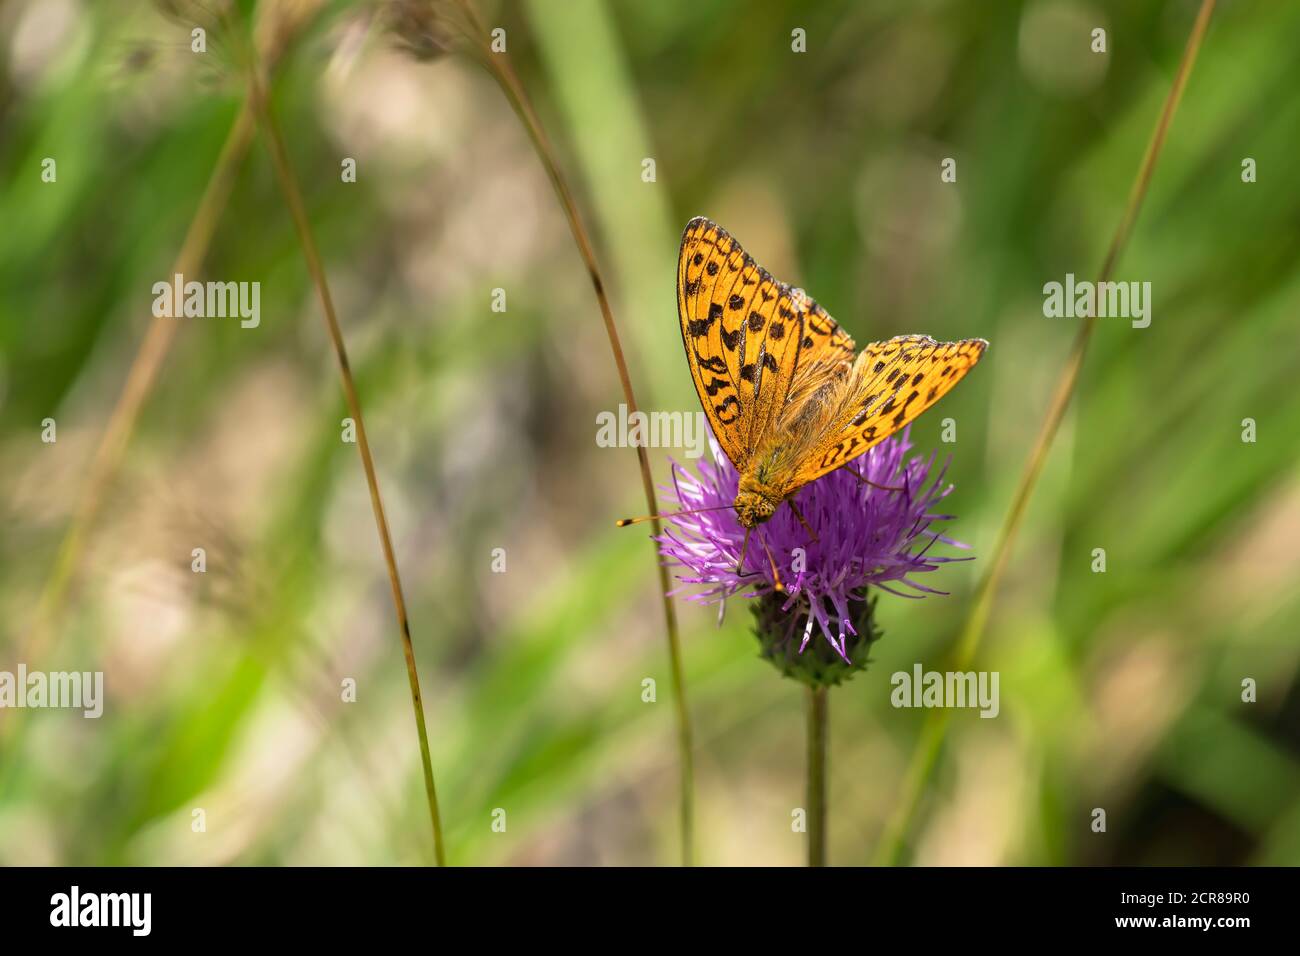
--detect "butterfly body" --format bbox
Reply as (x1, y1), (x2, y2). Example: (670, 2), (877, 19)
(676, 217), (988, 529)
(731, 348), (895, 525)
(730, 365), (838, 524)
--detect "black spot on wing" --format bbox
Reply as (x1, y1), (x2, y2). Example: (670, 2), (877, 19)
(695, 352), (726, 373)
(703, 375), (730, 397)
(715, 395), (741, 423)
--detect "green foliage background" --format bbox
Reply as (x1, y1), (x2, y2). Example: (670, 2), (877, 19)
(1, 0), (1297, 865)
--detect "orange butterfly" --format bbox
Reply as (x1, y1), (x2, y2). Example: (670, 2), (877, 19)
(675, 216), (987, 529)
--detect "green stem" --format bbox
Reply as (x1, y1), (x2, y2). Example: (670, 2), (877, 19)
(449, 0), (694, 865)
(241, 49), (446, 866)
(807, 685), (829, 867)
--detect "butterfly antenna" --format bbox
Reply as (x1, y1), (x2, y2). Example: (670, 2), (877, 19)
(616, 504), (736, 527)
(848, 464), (905, 493)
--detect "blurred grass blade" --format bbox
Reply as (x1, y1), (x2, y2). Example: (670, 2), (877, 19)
(2, 102), (257, 766)
(4, 0), (320, 782)
(874, 0), (1217, 866)
(447, 0), (696, 865)
(241, 42), (448, 866)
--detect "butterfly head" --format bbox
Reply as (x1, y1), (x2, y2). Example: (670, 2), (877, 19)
(734, 480), (782, 529)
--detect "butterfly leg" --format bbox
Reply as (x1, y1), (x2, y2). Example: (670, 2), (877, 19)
(735, 526), (753, 575)
(787, 498), (819, 544)
(735, 526), (786, 592)
(759, 530), (786, 593)
(847, 463), (905, 494)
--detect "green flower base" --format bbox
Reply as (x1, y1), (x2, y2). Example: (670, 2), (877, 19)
(751, 591), (883, 688)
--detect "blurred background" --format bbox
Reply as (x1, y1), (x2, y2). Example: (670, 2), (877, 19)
(1, 0), (1297, 866)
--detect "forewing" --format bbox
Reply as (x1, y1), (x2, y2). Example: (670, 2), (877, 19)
(796, 335), (987, 484)
(678, 217), (806, 468)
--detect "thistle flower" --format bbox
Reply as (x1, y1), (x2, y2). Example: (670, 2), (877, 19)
(655, 427), (970, 686)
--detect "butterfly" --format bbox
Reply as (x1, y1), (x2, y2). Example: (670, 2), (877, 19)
(675, 216), (987, 529)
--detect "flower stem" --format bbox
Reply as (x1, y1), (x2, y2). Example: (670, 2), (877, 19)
(806, 685), (829, 867)
(449, 0), (694, 865)
(872, 0), (1216, 867)
(242, 54), (446, 866)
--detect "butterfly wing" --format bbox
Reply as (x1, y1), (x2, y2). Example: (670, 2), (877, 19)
(679, 219), (988, 492)
(677, 217), (808, 469)
(781, 293), (859, 412)
(795, 295), (857, 367)
(794, 335), (988, 484)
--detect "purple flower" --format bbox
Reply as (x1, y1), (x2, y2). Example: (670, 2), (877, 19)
(654, 427), (970, 674)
